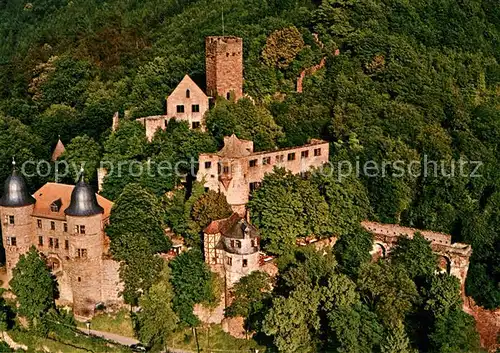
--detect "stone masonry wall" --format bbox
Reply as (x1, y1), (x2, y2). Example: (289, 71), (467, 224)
(205, 36), (243, 100)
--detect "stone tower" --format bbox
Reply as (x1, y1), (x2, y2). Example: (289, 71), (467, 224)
(64, 173), (105, 317)
(0, 161), (36, 281)
(205, 36), (243, 100)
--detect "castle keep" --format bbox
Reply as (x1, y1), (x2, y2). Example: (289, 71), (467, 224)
(197, 135), (330, 214)
(137, 36), (244, 141)
(0, 165), (121, 317)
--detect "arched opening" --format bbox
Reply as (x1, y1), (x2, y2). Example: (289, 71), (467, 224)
(47, 256), (61, 272)
(372, 243), (387, 261)
(437, 255), (451, 274)
(186, 89), (190, 98)
(226, 92), (231, 100)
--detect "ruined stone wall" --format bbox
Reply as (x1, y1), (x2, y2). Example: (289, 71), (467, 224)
(205, 36), (243, 100)
(197, 140), (329, 210)
(136, 116), (167, 141)
(100, 258), (122, 304)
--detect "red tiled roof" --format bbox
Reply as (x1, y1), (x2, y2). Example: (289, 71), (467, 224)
(32, 183), (113, 220)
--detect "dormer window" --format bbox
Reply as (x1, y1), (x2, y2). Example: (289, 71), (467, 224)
(50, 199), (62, 212)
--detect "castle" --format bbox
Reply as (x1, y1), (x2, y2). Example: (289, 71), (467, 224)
(0, 164), (121, 317)
(197, 135), (330, 215)
(136, 36), (244, 141)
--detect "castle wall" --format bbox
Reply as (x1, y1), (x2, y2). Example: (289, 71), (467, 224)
(136, 116), (167, 141)
(205, 36), (243, 100)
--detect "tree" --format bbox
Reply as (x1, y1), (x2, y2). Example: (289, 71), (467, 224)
(10, 247), (57, 330)
(59, 135), (101, 183)
(190, 190), (233, 233)
(102, 120), (148, 163)
(107, 184), (171, 305)
(34, 104), (80, 147)
(262, 27), (305, 69)
(357, 261), (419, 328)
(248, 168), (332, 256)
(205, 98), (284, 151)
(136, 263), (179, 350)
(381, 322), (417, 353)
(333, 227), (374, 278)
(391, 233), (438, 281)
(169, 249), (214, 326)
(226, 271), (272, 333)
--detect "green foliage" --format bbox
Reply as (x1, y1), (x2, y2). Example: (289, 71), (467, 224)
(190, 190), (233, 233)
(106, 183), (171, 305)
(391, 233), (438, 280)
(262, 26), (305, 69)
(205, 98), (284, 151)
(248, 168), (332, 256)
(34, 104), (80, 147)
(10, 247), (57, 331)
(333, 226), (373, 277)
(169, 249), (214, 327)
(225, 271), (272, 333)
(136, 264), (179, 350)
(60, 135), (101, 183)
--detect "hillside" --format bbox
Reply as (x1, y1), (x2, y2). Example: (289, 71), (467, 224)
(1, 0), (500, 313)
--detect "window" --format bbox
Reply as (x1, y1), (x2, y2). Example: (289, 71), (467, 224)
(301, 150), (309, 159)
(49, 238), (54, 248)
(243, 259), (248, 268)
(76, 249), (88, 258)
(276, 155), (284, 163)
(249, 159), (257, 167)
(50, 221), (55, 230)
(186, 89), (190, 98)
(226, 257), (232, 266)
(64, 223), (68, 233)
(236, 240), (241, 248)
(176, 105), (185, 113)
(55, 239), (59, 249)
(262, 157), (271, 165)
(38, 236), (43, 246)
(77, 277), (81, 282)
(37, 219), (42, 229)
(65, 240), (69, 250)
(314, 148), (322, 156)
(226, 92), (230, 100)
(7, 236), (16, 246)
(75, 225), (86, 234)
(230, 240), (235, 247)
(191, 121), (201, 129)
(223, 166), (230, 174)
(192, 104), (200, 113)
(205, 161), (212, 169)
(50, 198), (62, 212)
(251, 240), (255, 247)
(8, 215), (14, 225)
(287, 153), (296, 161)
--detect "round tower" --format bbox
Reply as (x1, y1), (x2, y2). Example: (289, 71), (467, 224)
(0, 160), (36, 281)
(221, 218), (260, 286)
(64, 172), (105, 318)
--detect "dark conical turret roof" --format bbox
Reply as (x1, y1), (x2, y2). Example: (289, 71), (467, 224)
(64, 171), (104, 217)
(0, 160), (36, 207)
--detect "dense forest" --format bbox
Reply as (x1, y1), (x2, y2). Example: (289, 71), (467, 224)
(1, 0), (500, 351)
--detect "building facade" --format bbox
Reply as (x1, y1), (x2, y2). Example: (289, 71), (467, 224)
(137, 75), (210, 141)
(197, 135), (330, 214)
(0, 167), (122, 317)
(203, 213), (260, 286)
(205, 36), (243, 100)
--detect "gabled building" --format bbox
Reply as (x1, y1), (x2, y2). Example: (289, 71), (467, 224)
(0, 164), (122, 318)
(204, 213), (260, 286)
(137, 75), (210, 141)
